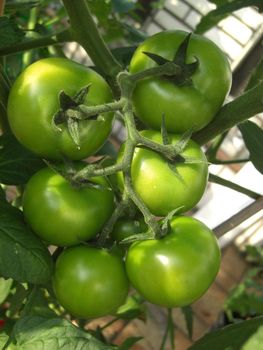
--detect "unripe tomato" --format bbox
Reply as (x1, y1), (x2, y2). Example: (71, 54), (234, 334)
(53, 245), (129, 318)
(130, 30), (232, 133)
(7, 58), (113, 160)
(118, 130), (208, 216)
(125, 216), (220, 307)
(23, 167), (115, 246)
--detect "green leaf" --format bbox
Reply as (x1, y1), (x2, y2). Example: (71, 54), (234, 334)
(246, 58), (263, 91)
(181, 306), (193, 339)
(238, 121), (263, 174)
(8, 284), (29, 318)
(10, 316), (113, 349)
(0, 16), (25, 50)
(21, 287), (56, 318)
(0, 133), (44, 185)
(242, 326), (263, 350)
(188, 316), (263, 350)
(0, 201), (54, 284)
(118, 337), (143, 350)
(112, 0), (136, 13)
(0, 331), (9, 350)
(0, 278), (12, 305)
(5, 1), (40, 11)
(195, 0), (263, 34)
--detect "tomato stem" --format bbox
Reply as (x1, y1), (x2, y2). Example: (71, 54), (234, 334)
(62, 0), (122, 93)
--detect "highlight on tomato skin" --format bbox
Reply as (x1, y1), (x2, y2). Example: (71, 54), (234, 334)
(130, 30), (232, 133)
(125, 216), (221, 308)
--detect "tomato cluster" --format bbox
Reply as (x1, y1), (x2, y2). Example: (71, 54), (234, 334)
(7, 30), (230, 319)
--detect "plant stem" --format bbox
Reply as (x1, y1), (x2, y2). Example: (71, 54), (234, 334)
(0, 64), (10, 133)
(78, 100), (125, 119)
(0, 0), (5, 15)
(205, 131), (228, 160)
(211, 158), (250, 165)
(209, 173), (260, 199)
(214, 196), (263, 238)
(0, 29), (71, 56)
(193, 81), (263, 145)
(98, 194), (130, 245)
(62, 0), (122, 81)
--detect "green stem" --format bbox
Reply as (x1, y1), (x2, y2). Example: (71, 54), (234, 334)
(0, 29), (71, 56)
(214, 196), (263, 238)
(62, 0), (122, 81)
(23, 6), (39, 67)
(205, 132), (228, 160)
(193, 81), (263, 145)
(101, 317), (119, 331)
(211, 158), (250, 165)
(159, 309), (174, 350)
(78, 100), (125, 119)
(209, 173), (260, 199)
(98, 194), (130, 246)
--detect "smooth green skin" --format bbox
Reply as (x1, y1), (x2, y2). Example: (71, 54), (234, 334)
(111, 218), (147, 242)
(118, 130), (208, 216)
(53, 246), (129, 318)
(125, 216), (221, 307)
(130, 30), (232, 133)
(23, 167), (115, 246)
(7, 57), (113, 160)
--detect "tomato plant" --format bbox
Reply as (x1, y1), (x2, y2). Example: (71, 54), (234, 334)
(53, 245), (129, 318)
(130, 30), (232, 133)
(125, 216), (221, 307)
(118, 130), (208, 216)
(7, 57), (114, 160)
(22, 167), (115, 246)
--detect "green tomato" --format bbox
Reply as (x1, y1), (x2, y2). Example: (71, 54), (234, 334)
(130, 30), (232, 133)
(125, 216), (220, 307)
(118, 130), (208, 216)
(7, 58), (113, 160)
(111, 218), (148, 243)
(22, 167), (114, 246)
(53, 245), (129, 318)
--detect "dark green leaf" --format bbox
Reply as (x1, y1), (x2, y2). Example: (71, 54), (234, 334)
(0, 201), (53, 284)
(181, 306), (193, 339)
(8, 284), (29, 317)
(246, 58), (263, 91)
(238, 121), (263, 174)
(5, 1), (40, 11)
(0, 133), (44, 185)
(0, 16), (25, 50)
(11, 316), (113, 349)
(122, 23), (147, 43)
(0, 278), (12, 305)
(112, 0), (136, 13)
(21, 287), (56, 318)
(118, 337), (143, 350)
(195, 0), (263, 34)
(0, 187), (6, 202)
(111, 46), (137, 67)
(188, 316), (263, 350)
